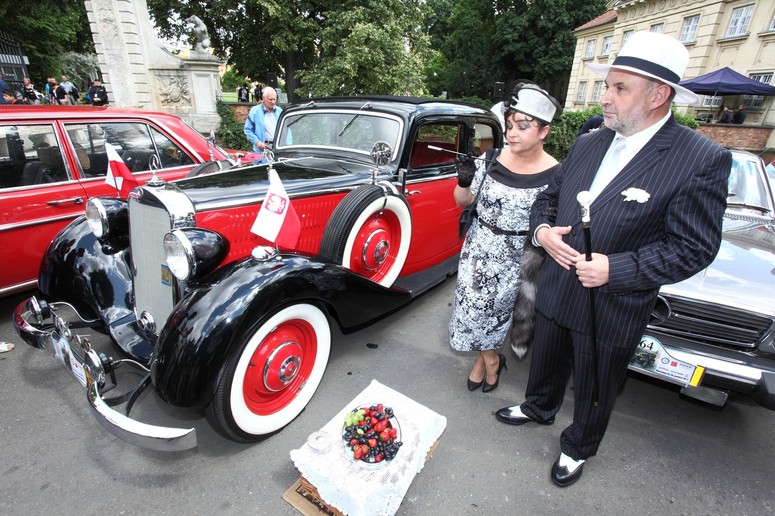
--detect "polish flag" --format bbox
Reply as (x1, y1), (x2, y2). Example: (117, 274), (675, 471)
(250, 168), (301, 248)
(105, 143), (139, 198)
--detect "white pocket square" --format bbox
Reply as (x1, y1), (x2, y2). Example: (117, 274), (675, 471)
(622, 188), (650, 203)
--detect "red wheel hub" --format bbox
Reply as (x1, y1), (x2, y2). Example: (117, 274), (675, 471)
(349, 212), (401, 281)
(243, 319), (317, 415)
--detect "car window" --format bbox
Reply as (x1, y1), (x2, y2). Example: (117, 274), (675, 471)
(64, 122), (195, 178)
(0, 124), (70, 189)
(409, 123), (461, 169)
(473, 122), (496, 157)
(728, 155), (771, 210)
(276, 111), (401, 156)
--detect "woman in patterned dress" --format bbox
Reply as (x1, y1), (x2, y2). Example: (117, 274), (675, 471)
(450, 83), (562, 392)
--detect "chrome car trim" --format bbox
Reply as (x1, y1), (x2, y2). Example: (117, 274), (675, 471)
(0, 212), (80, 233)
(87, 381), (197, 452)
(0, 278), (38, 297)
(13, 296), (197, 451)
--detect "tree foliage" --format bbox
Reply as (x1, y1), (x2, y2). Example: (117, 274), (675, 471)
(296, 0), (431, 97)
(0, 0), (93, 83)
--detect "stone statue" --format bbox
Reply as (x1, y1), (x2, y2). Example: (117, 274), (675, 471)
(186, 15), (211, 53)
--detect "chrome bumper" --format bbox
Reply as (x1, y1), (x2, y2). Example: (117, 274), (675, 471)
(13, 297), (197, 452)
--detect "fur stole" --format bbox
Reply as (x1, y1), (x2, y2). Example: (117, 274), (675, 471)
(506, 237), (546, 359)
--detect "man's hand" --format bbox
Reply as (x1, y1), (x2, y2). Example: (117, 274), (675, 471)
(535, 226), (580, 270)
(572, 253), (609, 288)
(454, 154), (476, 187)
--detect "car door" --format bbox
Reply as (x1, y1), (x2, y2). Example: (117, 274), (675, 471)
(0, 122), (90, 294)
(399, 118), (501, 276)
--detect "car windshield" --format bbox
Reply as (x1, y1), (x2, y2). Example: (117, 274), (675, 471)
(727, 154), (773, 214)
(276, 110), (402, 157)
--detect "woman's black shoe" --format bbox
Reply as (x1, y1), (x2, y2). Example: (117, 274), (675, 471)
(482, 354), (507, 393)
(467, 378), (484, 391)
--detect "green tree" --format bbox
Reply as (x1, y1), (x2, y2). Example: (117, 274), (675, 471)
(435, 0), (498, 99)
(296, 0), (431, 96)
(0, 1), (93, 84)
(494, 0), (608, 100)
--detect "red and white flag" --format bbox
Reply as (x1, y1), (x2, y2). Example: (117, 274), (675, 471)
(250, 168), (301, 248)
(105, 143), (139, 198)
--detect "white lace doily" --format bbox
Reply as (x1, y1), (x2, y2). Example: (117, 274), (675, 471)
(289, 379), (447, 516)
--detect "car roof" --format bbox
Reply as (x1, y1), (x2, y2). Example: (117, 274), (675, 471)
(285, 96), (494, 118)
(0, 105), (187, 123)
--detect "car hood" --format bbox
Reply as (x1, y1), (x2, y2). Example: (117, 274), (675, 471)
(173, 155), (385, 210)
(660, 216), (775, 317)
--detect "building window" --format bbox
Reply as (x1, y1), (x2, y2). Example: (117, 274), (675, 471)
(726, 5), (753, 37)
(585, 39), (596, 58)
(702, 96), (722, 108)
(650, 23), (664, 33)
(622, 30), (633, 48)
(576, 81), (588, 102)
(742, 73), (773, 109)
(592, 81), (604, 102)
(770, 14), (775, 31)
(601, 36), (613, 57)
(680, 15), (700, 43)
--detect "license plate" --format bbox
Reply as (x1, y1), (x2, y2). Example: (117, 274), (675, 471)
(52, 335), (88, 387)
(629, 335), (704, 387)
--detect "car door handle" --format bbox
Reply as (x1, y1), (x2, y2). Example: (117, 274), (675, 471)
(405, 190), (421, 196)
(47, 197), (85, 206)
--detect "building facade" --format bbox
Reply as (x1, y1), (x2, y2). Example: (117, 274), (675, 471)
(567, 0), (775, 132)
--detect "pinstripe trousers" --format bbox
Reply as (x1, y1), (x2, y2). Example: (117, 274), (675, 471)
(521, 311), (639, 460)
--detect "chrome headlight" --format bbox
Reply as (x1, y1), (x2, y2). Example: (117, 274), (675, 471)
(163, 228), (228, 281)
(85, 197), (128, 240)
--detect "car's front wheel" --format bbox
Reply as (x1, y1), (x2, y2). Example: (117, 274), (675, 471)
(206, 303), (331, 442)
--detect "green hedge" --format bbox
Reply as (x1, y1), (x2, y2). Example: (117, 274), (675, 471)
(215, 100), (251, 151)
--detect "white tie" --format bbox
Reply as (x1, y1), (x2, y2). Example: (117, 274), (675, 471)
(589, 136), (626, 200)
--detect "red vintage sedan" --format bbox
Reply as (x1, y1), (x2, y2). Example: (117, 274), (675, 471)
(0, 105), (230, 296)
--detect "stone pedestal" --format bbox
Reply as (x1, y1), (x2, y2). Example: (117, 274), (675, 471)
(85, 0), (222, 133)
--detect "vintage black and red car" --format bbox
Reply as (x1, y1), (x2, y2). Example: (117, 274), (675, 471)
(13, 96), (502, 450)
(0, 105), (232, 296)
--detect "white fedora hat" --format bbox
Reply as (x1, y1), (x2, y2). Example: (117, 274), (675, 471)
(586, 31), (699, 105)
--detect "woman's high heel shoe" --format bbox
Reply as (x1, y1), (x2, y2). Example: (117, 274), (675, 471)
(467, 377), (484, 391)
(482, 353), (507, 393)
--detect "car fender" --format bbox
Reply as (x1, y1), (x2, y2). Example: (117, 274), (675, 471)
(151, 254), (412, 409)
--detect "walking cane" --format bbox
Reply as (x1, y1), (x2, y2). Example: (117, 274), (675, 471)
(576, 191), (599, 406)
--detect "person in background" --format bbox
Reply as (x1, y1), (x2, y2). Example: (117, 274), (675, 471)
(21, 78), (41, 104)
(243, 86), (282, 163)
(732, 104), (747, 124)
(87, 79), (109, 106)
(2, 89), (21, 105)
(60, 75), (79, 104)
(718, 105), (733, 123)
(0, 73), (9, 105)
(577, 114), (605, 135)
(449, 83), (561, 394)
(44, 77), (57, 103)
(238, 83), (249, 102)
(253, 82), (263, 103)
(495, 31), (731, 488)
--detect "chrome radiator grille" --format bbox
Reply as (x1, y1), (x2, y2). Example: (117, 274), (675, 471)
(129, 196), (176, 334)
(648, 296), (773, 350)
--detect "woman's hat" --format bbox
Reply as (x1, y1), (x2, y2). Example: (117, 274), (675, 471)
(502, 83), (560, 124)
(586, 31), (699, 105)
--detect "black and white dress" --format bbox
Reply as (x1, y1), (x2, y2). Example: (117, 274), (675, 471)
(449, 157), (559, 352)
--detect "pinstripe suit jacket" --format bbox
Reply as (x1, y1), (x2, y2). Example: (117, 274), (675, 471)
(530, 115), (731, 346)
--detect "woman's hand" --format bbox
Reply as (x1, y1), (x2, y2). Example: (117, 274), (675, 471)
(454, 154), (476, 187)
(536, 226), (580, 270)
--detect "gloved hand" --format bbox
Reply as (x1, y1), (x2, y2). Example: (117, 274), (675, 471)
(455, 154), (476, 187)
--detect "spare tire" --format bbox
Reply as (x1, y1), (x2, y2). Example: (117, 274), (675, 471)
(319, 183), (411, 287)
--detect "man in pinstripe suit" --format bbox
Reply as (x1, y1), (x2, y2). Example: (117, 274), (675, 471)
(495, 31), (732, 487)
